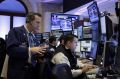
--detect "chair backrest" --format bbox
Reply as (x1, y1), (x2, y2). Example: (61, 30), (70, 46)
(52, 63), (73, 79)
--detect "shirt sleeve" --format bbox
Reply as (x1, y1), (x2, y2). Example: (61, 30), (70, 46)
(51, 52), (70, 66)
(71, 69), (83, 77)
(76, 59), (85, 68)
(51, 52), (83, 77)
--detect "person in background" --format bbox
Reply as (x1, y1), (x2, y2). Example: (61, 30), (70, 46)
(6, 12), (48, 79)
(55, 35), (65, 55)
(49, 36), (57, 52)
(52, 34), (99, 79)
(45, 36), (57, 59)
(57, 34), (65, 47)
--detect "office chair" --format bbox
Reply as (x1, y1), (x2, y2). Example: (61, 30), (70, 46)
(52, 63), (73, 79)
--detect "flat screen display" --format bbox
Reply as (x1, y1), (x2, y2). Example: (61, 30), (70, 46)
(77, 26), (83, 40)
(73, 29), (78, 36)
(51, 13), (79, 31)
(51, 30), (63, 38)
(89, 42), (98, 59)
(63, 31), (72, 35)
(80, 40), (92, 52)
(34, 33), (42, 41)
(100, 17), (106, 34)
(75, 41), (81, 53)
(87, 1), (100, 22)
(83, 26), (92, 39)
(42, 32), (50, 39)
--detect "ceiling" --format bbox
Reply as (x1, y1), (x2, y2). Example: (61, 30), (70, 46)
(66, 0), (117, 16)
(65, 0), (118, 23)
(63, 0), (93, 12)
(31, 0), (118, 17)
(32, 0), (63, 4)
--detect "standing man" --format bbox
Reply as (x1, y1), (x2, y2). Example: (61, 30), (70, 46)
(6, 12), (47, 79)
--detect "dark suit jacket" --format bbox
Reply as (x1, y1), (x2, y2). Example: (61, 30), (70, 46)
(6, 26), (31, 79)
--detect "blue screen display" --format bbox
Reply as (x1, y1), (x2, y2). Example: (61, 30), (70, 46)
(51, 13), (79, 31)
(87, 1), (99, 22)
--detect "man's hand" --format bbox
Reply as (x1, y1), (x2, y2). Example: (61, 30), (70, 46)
(30, 46), (48, 56)
(85, 64), (98, 69)
(82, 65), (89, 72)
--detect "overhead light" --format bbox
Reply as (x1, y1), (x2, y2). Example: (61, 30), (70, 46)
(42, 0), (55, 2)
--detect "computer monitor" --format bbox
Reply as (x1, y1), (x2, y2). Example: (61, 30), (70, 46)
(34, 33), (42, 41)
(89, 42), (98, 59)
(34, 33), (42, 46)
(42, 32), (50, 39)
(75, 41), (80, 53)
(80, 40), (92, 52)
(73, 29), (77, 36)
(51, 14), (61, 30)
(87, 1), (100, 23)
(51, 30), (63, 38)
(83, 26), (92, 39)
(51, 13), (79, 31)
(77, 26), (83, 40)
(103, 41), (115, 67)
(63, 31), (72, 35)
(100, 17), (106, 34)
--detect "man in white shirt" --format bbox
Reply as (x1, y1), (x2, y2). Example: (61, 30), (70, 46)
(52, 34), (99, 79)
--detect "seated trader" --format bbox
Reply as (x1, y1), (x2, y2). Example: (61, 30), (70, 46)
(46, 36), (57, 59)
(52, 34), (89, 78)
(52, 34), (98, 79)
(57, 35), (65, 48)
(6, 12), (48, 79)
(49, 36), (57, 51)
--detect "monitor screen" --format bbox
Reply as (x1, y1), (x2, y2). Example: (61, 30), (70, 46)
(34, 33), (42, 39)
(83, 26), (92, 39)
(42, 32), (50, 39)
(83, 27), (92, 34)
(51, 30), (63, 38)
(63, 31), (72, 35)
(89, 42), (98, 59)
(80, 40), (92, 52)
(100, 16), (106, 34)
(75, 41), (81, 54)
(77, 26), (83, 40)
(51, 13), (79, 31)
(87, 1), (100, 22)
(73, 29), (78, 36)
